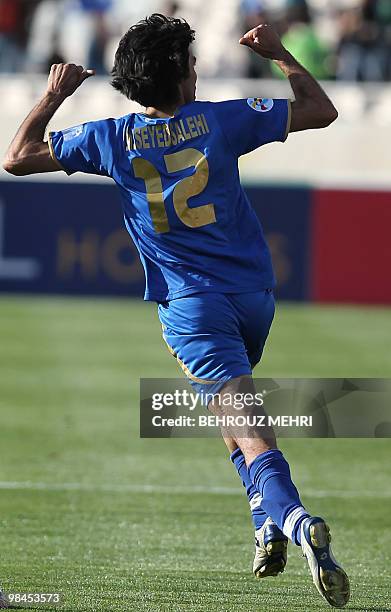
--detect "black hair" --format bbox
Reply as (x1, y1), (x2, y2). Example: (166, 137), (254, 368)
(111, 13), (195, 108)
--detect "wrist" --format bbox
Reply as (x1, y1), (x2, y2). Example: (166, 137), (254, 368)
(273, 48), (292, 64)
(43, 90), (67, 105)
(273, 49), (305, 78)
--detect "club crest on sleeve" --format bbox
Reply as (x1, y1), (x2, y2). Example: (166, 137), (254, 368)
(247, 98), (274, 113)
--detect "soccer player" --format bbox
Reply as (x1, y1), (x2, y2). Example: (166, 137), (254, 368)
(3, 14), (349, 608)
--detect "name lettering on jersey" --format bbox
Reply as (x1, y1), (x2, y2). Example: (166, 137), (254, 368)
(127, 114), (210, 150)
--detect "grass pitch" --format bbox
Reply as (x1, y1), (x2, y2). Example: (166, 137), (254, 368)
(0, 297), (390, 611)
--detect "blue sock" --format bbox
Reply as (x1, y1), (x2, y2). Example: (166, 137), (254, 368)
(248, 449), (309, 545)
(230, 448), (267, 531)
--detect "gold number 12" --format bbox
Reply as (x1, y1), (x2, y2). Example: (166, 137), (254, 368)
(132, 148), (216, 234)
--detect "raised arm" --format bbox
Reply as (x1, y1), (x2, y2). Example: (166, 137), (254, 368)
(3, 64), (95, 176)
(239, 24), (338, 132)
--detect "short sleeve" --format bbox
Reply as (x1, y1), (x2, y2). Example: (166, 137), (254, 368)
(48, 118), (120, 177)
(212, 98), (291, 158)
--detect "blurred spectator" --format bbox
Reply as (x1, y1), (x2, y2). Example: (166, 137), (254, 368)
(272, 0), (332, 79)
(79, 0), (112, 75)
(27, 0), (112, 75)
(162, 1), (181, 16)
(241, 0), (271, 78)
(0, 0), (41, 72)
(1, 0), (390, 84)
(187, 0), (246, 78)
(336, 0), (391, 81)
(25, 0), (67, 73)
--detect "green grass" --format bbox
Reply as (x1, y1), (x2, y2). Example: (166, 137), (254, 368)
(0, 296), (390, 611)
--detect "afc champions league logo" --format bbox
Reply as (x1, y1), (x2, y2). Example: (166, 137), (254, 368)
(247, 97), (274, 113)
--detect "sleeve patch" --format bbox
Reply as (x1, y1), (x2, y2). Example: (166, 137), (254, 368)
(246, 98), (274, 113)
(63, 125), (84, 142)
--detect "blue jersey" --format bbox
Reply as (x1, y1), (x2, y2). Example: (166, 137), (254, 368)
(49, 98), (290, 301)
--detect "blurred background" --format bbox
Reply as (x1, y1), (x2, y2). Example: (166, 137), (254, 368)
(3, 0), (391, 80)
(0, 0), (391, 302)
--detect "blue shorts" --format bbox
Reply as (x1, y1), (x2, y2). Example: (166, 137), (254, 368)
(157, 290), (275, 395)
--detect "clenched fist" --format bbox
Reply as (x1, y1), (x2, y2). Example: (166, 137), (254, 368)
(46, 63), (95, 98)
(239, 24), (286, 61)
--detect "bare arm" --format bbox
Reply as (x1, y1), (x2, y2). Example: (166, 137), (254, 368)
(239, 24), (338, 132)
(3, 64), (95, 176)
